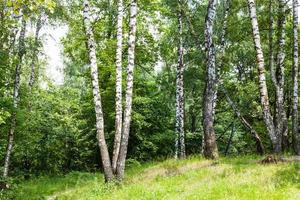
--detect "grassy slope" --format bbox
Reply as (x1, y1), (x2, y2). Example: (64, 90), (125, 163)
(3, 156), (300, 200)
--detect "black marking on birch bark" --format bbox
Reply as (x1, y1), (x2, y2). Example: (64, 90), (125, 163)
(116, 0), (137, 181)
(247, 0), (277, 151)
(3, 17), (26, 178)
(292, 0), (300, 155)
(203, 0), (219, 159)
(29, 13), (43, 90)
(83, 0), (114, 182)
(112, 0), (124, 174)
(175, 0), (185, 159)
(273, 0), (288, 153)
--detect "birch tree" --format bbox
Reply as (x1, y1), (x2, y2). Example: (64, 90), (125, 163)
(214, 0), (230, 112)
(247, 0), (277, 152)
(83, 0), (114, 182)
(292, 0), (300, 155)
(175, 0), (185, 159)
(112, 0), (123, 173)
(203, 0), (219, 159)
(29, 13), (42, 90)
(269, 0), (275, 84)
(274, 0), (288, 152)
(3, 17), (26, 177)
(116, 0), (137, 181)
(217, 0), (264, 155)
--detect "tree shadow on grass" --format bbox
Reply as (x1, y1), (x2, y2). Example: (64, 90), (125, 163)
(275, 163), (300, 189)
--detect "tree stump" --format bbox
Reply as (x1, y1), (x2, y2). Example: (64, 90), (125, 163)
(260, 155), (278, 164)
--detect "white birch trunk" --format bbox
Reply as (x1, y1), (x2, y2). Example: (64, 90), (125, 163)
(213, 0), (231, 114)
(247, 0), (277, 151)
(3, 18), (26, 177)
(116, 0), (137, 181)
(274, 0), (288, 152)
(83, 0), (114, 182)
(29, 14), (42, 90)
(112, 0), (124, 174)
(269, 0), (276, 85)
(175, 0), (186, 159)
(292, 0), (300, 155)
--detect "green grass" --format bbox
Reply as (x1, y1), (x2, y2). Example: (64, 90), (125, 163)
(2, 156), (300, 200)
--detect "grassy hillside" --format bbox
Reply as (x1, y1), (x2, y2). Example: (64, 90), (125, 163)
(2, 156), (300, 200)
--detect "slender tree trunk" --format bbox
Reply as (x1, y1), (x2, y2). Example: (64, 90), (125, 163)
(83, 0), (114, 182)
(269, 0), (277, 131)
(219, 1), (262, 156)
(214, 0), (231, 112)
(216, 0), (231, 135)
(225, 123), (235, 156)
(216, 122), (233, 141)
(203, 0), (219, 159)
(175, 0), (186, 159)
(116, 0), (137, 181)
(292, 0), (300, 155)
(3, 18), (26, 178)
(269, 0), (275, 85)
(8, 22), (19, 62)
(29, 14), (42, 90)
(221, 86), (265, 155)
(247, 0), (277, 152)
(112, 0), (123, 174)
(274, 0), (287, 152)
(219, 0), (230, 57)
